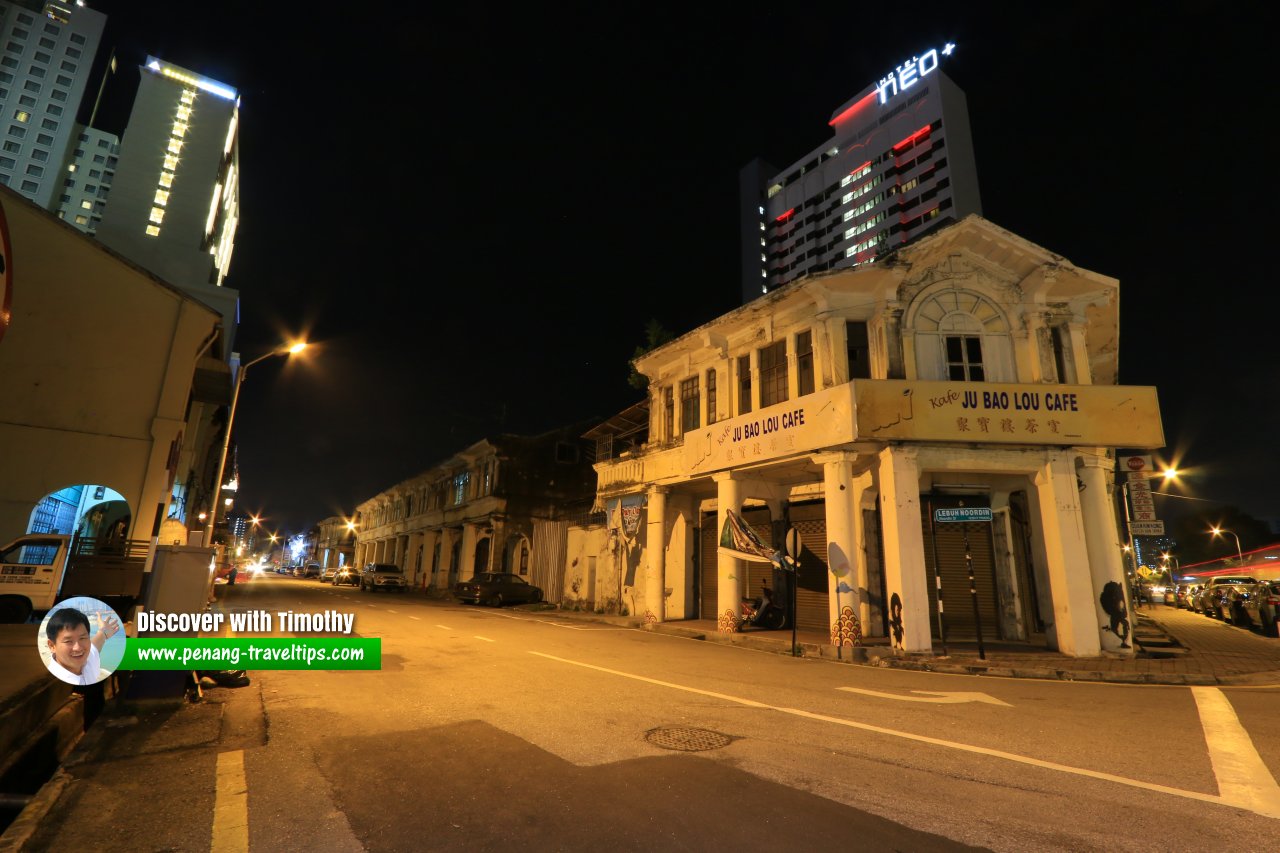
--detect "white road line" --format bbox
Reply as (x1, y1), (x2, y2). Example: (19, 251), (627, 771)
(387, 609), (398, 613)
(475, 636), (495, 643)
(408, 616), (420, 621)
(436, 624), (452, 630)
(530, 651), (1280, 818)
(1192, 686), (1280, 815)
(212, 750), (248, 852)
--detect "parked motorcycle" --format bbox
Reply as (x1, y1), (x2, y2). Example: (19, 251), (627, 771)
(740, 586), (786, 630)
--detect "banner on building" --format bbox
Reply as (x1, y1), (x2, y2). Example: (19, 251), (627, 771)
(607, 494), (646, 587)
(718, 509), (795, 571)
(853, 380), (1164, 448)
(685, 382), (856, 474)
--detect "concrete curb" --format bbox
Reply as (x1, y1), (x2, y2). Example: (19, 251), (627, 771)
(542, 608), (1280, 687)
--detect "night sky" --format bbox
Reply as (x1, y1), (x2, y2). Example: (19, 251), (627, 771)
(87, 2), (1279, 537)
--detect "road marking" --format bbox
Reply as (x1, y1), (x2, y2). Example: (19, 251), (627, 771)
(212, 750), (248, 853)
(436, 624), (452, 630)
(1191, 686), (1280, 815)
(530, 651), (1280, 818)
(475, 636), (495, 643)
(387, 609), (398, 613)
(408, 615), (421, 621)
(838, 687), (1012, 706)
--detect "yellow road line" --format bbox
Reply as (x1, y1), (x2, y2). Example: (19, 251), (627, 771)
(212, 750), (248, 853)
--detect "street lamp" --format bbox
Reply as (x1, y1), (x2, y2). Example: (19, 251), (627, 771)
(205, 341), (307, 546)
(1210, 526), (1244, 565)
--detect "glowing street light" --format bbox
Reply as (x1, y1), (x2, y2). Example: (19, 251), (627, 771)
(205, 340), (308, 546)
(1210, 526), (1244, 564)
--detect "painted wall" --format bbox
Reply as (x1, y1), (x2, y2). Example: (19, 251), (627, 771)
(0, 190), (219, 542)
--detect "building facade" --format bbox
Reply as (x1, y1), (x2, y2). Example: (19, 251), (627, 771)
(589, 216), (1162, 658)
(353, 427), (596, 597)
(741, 43), (981, 303)
(0, 0), (107, 208)
(315, 516), (356, 570)
(95, 56), (240, 292)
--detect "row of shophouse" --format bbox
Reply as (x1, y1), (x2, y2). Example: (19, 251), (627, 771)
(342, 215), (1164, 659)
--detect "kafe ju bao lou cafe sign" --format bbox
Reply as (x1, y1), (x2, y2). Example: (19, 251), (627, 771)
(852, 379), (1164, 448)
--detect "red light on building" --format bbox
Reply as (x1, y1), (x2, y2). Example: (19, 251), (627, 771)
(775, 208), (795, 222)
(893, 125), (933, 153)
(828, 92), (877, 128)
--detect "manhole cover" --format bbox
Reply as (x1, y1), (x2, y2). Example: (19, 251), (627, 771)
(644, 726), (733, 752)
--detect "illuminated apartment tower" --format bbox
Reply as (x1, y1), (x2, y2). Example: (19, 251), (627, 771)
(94, 56), (239, 293)
(740, 43), (981, 303)
(0, 0), (108, 207)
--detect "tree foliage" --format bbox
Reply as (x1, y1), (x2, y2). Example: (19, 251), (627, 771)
(626, 319), (675, 391)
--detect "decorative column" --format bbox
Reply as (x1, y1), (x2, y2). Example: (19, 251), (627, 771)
(816, 451), (862, 647)
(714, 473), (744, 633)
(644, 487), (668, 625)
(877, 445), (932, 653)
(1078, 451), (1133, 655)
(1032, 451), (1102, 657)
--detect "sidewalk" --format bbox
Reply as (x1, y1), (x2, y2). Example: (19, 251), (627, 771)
(558, 602), (1280, 686)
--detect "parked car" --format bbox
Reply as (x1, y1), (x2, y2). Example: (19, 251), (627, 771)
(1239, 581), (1280, 637)
(454, 572), (544, 607)
(320, 565), (339, 583)
(360, 563), (407, 593)
(333, 565), (360, 587)
(301, 562), (322, 579)
(1175, 584), (1200, 609)
(1194, 577), (1254, 619)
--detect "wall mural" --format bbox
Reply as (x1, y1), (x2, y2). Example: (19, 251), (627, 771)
(606, 495), (645, 617)
(1099, 581), (1131, 649)
(832, 605), (863, 647)
(718, 609), (739, 633)
(889, 592), (905, 651)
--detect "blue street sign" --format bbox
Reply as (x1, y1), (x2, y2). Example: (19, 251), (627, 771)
(934, 507), (993, 523)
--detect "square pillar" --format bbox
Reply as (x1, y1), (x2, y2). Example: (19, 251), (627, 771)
(1032, 451), (1102, 657)
(816, 451), (866, 646)
(460, 523), (478, 582)
(714, 473), (745, 633)
(645, 487), (668, 624)
(877, 446), (932, 653)
(1078, 452), (1134, 654)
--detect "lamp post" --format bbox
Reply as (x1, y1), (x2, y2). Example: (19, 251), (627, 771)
(1210, 527), (1244, 565)
(205, 342), (306, 546)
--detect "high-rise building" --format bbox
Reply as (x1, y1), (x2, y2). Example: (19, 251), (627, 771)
(95, 56), (239, 292)
(740, 43), (981, 303)
(0, 0), (108, 208)
(56, 124), (118, 234)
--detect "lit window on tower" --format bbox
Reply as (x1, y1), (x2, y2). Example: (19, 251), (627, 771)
(149, 206), (165, 224)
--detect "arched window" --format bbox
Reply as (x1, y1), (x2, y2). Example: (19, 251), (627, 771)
(909, 290), (1012, 382)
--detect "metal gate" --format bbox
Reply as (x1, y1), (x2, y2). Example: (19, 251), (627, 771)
(921, 498), (1000, 640)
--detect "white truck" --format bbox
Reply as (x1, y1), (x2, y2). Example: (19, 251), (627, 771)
(0, 533), (149, 623)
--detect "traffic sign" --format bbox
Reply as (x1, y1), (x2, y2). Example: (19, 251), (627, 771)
(1129, 521), (1165, 536)
(934, 507), (993, 523)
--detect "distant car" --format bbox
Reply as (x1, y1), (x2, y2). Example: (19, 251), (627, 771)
(302, 562), (322, 579)
(360, 563), (407, 593)
(1239, 581), (1280, 636)
(333, 565), (360, 587)
(454, 572), (544, 607)
(320, 565), (339, 583)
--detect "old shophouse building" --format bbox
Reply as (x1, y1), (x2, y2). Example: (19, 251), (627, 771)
(353, 425), (596, 595)
(581, 216), (1162, 657)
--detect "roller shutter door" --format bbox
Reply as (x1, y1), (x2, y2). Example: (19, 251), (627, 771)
(920, 499), (1000, 640)
(789, 503), (830, 634)
(700, 514), (718, 620)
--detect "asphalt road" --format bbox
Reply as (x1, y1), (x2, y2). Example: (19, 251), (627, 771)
(24, 573), (1280, 852)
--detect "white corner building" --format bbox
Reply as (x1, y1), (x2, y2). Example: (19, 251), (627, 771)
(590, 215), (1162, 658)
